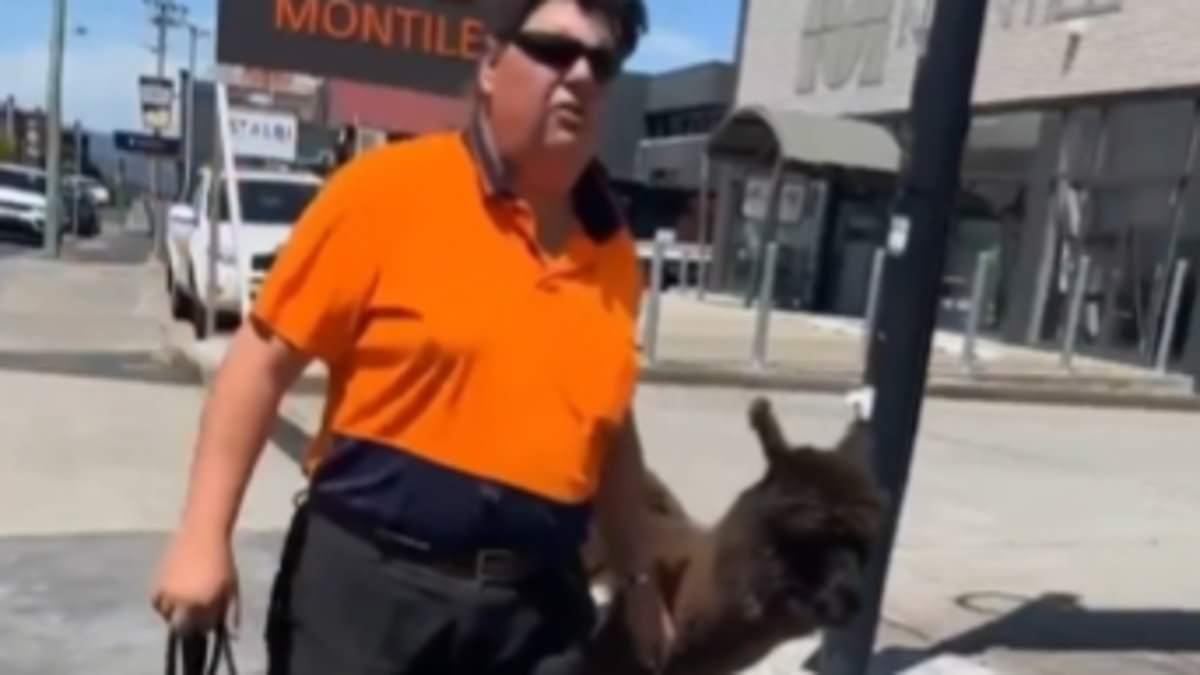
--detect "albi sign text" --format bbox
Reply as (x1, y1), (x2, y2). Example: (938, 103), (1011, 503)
(217, 0), (488, 97)
(796, 0), (1123, 94)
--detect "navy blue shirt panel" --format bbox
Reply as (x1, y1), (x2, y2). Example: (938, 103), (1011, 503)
(308, 435), (593, 555)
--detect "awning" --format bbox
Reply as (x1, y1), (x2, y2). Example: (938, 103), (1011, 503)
(706, 105), (901, 175)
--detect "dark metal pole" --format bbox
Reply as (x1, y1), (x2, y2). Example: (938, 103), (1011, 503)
(818, 2), (990, 673)
(71, 120), (81, 236)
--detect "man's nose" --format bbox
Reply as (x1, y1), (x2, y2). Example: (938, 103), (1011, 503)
(562, 54), (601, 91)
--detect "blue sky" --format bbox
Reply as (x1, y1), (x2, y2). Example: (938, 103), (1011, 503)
(1, 0), (741, 132)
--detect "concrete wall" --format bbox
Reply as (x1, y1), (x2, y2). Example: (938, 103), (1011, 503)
(738, 0), (1200, 115)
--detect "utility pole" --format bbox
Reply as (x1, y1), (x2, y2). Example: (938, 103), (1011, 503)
(183, 22), (211, 199)
(144, 0), (186, 259)
(144, 0), (187, 197)
(817, 1), (990, 674)
(43, 0), (67, 258)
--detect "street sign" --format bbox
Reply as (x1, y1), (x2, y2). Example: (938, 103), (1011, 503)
(228, 107), (298, 161)
(114, 130), (181, 157)
(216, 0), (489, 97)
(139, 75), (175, 131)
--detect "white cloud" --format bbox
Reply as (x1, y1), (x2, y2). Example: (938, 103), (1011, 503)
(2, 38), (206, 132)
(631, 27), (722, 72)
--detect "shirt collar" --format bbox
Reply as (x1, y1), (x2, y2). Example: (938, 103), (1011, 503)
(462, 109), (623, 243)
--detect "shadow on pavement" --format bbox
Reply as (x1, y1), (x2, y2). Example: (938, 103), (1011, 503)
(854, 592), (1200, 673)
(0, 350), (203, 386)
(0, 231), (42, 253)
(271, 414), (313, 465)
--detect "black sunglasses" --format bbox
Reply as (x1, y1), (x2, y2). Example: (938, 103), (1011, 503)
(511, 31), (622, 84)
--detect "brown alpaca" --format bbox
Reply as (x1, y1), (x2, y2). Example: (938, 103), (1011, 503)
(581, 397), (885, 675)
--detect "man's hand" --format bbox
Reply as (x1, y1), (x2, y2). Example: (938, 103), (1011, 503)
(151, 529), (240, 634)
(596, 412), (678, 671)
(623, 580), (677, 672)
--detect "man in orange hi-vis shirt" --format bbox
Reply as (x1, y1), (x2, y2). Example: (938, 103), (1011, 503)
(151, 1), (677, 673)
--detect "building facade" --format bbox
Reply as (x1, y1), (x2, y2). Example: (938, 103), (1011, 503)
(732, 0), (1200, 380)
(625, 62), (735, 243)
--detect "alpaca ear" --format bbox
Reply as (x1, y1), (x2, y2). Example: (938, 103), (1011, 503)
(835, 418), (875, 474)
(749, 397), (789, 465)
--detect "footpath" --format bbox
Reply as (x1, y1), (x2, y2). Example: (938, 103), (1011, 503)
(6, 209), (1200, 673)
(0, 213), (303, 675)
(170, 282), (1198, 411)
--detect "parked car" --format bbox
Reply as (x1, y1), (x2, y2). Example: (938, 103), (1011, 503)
(0, 163), (64, 246)
(61, 179), (100, 237)
(76, 172), (111, 205)
(166, 165), (323, 338)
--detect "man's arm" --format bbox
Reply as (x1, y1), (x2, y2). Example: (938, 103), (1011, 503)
(153, 317), (312, 630)
(595, 410), (676, 669)
(177, 318), (310, 541)
(595, 410), (655, 582)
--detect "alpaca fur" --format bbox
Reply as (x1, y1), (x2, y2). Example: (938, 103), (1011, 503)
(580, 397), (885, 675)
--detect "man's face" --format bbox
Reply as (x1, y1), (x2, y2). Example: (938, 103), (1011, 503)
(481, 0), (620, 171)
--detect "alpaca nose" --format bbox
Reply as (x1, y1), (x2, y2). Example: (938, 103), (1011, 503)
(838, 586), (862, 616)
(815, 584), (862, 625)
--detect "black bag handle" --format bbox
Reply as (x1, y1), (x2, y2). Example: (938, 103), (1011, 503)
(166, 626), (239, 675)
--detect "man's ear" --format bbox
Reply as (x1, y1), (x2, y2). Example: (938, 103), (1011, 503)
(477, 37), (504, 98)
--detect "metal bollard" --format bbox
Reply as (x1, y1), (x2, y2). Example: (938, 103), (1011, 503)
(962, 250), (997, 374)
(678, 245), (691, 295)
(860, 248), (887, 369)
(1060, 254), (1091, 370)
(1155, 259), (1191, 373)
(751, 241), (780, 370)
(641, 230), (669, 363)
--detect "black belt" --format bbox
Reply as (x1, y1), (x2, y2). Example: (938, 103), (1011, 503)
(306, 495), (548, 585)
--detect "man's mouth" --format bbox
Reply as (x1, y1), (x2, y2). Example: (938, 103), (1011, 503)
(551, 102), (586, 128)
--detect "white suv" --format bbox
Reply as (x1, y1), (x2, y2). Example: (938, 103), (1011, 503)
(0, 163), (51, 239)
(165, 165), (322, 338)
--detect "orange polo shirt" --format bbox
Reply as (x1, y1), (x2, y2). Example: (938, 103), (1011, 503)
(251, 127), (642, 505)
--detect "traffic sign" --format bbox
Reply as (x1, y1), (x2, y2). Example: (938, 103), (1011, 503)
(138, 75), (175, 132)
(114, 131), (181, 157)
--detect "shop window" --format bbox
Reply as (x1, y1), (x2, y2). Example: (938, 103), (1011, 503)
(644, 105), (728, 139)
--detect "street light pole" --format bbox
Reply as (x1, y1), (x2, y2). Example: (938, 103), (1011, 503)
(817, 1), (991, 673)
(43, 0), (67, 258)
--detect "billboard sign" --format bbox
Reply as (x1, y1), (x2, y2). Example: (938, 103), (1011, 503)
(138, 76), (175, 131)
(228, 107), (299, 161)
(216, 0), (490, 97)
